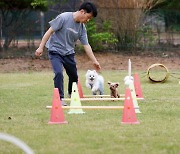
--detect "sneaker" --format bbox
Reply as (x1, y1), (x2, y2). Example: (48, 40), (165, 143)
(67, 92), (71, 98)
(61, 100), (67, 106)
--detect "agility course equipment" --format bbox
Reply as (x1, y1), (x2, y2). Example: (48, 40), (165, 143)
(128, 59), (132, 77)
(61, 81), (143, 116)
(68, 82), (85, 114)
(78, 77), (84, 98)
(72, 79), (144, 101)
(125, 59), (143, 99)
(46, 106), (124, 109)
(129, 83), (141, 113)
(83, 94), (125, 98)
(121, 88), (140, 124)
(46, 82), (141, 111)
(147, 63), (169, 82)
(46, 87), (140, 110)
(46, 87), (140, 124)
(48, 88), (68, 124)
(77, 59), (144, 100)
(46, 58), (142, 124)
(124, 59), (134, 86)
(78, 80), (126, 99)
(62, 97), (143, 102)
(46, 106), (139, 110)
(78, 80), (144, 100)
(134, 73), (144, 98)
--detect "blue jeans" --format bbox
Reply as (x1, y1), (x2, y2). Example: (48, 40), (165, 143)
(48, 52), (78, 99)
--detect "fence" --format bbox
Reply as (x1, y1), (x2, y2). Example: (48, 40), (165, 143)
(0, 6), (179, 52)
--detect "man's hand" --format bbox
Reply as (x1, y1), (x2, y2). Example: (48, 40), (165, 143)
(83, 44), (101, 71)
(35, 47), (43, 57)
(93, 60), (101, 72)
(35, 27), (54, 57)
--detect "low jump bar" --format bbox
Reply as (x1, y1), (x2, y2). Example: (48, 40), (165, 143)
(83, 94), (125, 98)
(46, 106), (139, 110)
(62, 97), (144, 102)
(46, 106), (124, 109)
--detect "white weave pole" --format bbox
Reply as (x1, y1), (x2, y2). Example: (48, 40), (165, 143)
(128, 59), (131, 77)
(0, 133), (34, 154)
(124, 59), (134, 85)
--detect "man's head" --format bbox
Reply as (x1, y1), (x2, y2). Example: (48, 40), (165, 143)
(78, 2), (97, 23)
(79, 2), (97, 17)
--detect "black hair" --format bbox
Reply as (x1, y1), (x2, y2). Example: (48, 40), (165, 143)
(79, 2), (97, 17)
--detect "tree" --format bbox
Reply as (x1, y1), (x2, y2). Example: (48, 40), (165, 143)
(144, 0), (180, 11)
(0, 0), (49, 50)
(144, 0), (180, 31)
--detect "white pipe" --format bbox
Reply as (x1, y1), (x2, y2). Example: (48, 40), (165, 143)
(0, 133), (34, 154)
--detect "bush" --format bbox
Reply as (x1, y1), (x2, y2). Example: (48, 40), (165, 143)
(86, 19), (118, 51)
(136, 25), (158, 50)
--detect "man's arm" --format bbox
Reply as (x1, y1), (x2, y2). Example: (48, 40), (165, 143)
(83, 44), (101, 71)
(35, 27), (54, 57)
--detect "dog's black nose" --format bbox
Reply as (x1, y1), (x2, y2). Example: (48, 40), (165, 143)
(90, 78), (94, 81)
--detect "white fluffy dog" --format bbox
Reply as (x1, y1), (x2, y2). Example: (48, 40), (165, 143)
(85, 70), (104, 95)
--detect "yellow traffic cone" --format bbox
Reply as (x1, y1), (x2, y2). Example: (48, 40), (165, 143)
(68, 82), (85, 114)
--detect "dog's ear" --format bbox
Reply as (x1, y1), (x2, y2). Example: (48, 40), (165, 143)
(93, 70), (97, 73)
(108, 81), (111, 85)
(115, 83), (119, 87)
(85, 70), (91, 77)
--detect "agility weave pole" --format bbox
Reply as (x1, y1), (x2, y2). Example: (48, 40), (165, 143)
(128, 59), (132, 77)
(62, 97), (144, 102)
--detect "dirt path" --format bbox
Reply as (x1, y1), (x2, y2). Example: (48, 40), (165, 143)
(0, 53), (179, 73)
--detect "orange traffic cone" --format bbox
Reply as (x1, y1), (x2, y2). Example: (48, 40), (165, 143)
(134, 72), (143, 98)
(121, 88), (140, 124)
(48, 88), (68, 124)
(78, 77), (84, 98)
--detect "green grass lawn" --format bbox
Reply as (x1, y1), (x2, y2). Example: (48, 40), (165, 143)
(0, 70), (179, 154)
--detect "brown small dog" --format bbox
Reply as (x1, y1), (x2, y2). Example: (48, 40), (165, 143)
(107, 81), (120, 98)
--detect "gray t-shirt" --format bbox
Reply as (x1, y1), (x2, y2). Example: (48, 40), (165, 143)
(46, 12), (89, 56)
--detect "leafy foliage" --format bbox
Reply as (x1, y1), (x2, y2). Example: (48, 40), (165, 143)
(0, 0), (48, 11)
(145, 0), (180, 10)
(136, 25), (157, 49)
(31, 0), (66, 10)
(144, 0), (180, 31)
(86, 20), (118, 51)
(0, 0), (63, 50)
